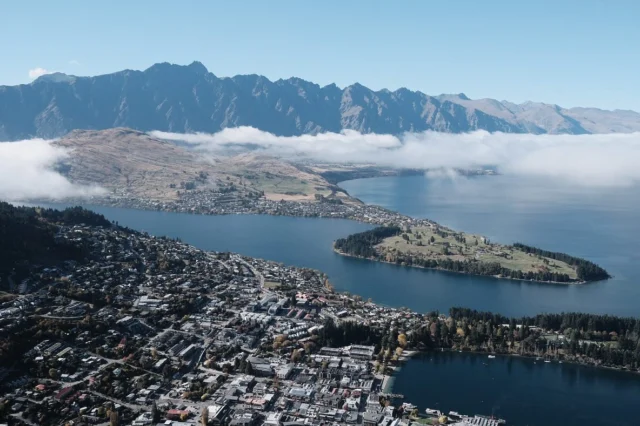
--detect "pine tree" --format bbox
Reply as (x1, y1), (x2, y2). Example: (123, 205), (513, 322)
(152, 402), (159, 423)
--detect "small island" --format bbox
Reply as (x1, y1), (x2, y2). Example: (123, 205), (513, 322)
(334, 225), (610, 283)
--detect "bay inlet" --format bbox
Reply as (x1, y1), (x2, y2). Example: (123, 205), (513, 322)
(39, 173), (640, 425)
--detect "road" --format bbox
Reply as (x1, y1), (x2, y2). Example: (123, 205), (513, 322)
(89, 390), (150, 411)
(231, 255), (265, 288)
(30, 314), (85, 321)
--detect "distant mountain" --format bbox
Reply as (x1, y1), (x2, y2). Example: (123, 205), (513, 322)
(435, 94), (640, 134)
(1, 61), (639, 140)
(53, 128), (345, 202)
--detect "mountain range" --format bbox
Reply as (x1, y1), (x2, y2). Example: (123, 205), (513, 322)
(1, 61), (639, 141)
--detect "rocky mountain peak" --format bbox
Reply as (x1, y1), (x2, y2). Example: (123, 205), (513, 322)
(0, 61), (639, 141)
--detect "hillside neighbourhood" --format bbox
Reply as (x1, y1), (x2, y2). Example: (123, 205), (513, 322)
(3, 205), (639, 426)
(0, 206), (523, 426)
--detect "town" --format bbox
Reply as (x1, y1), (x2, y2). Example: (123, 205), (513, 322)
(0, 209), (506, 426)
(64, 188), (433, 228)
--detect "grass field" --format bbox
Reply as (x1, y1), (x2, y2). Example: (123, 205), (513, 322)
(248, 173), (329, 195)
(264, 281), (282, 289)
(379, 225), (577, 279)
(239, 171), (334, 201)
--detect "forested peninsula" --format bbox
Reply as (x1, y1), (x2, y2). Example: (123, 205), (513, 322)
(334, 226), (610, 283)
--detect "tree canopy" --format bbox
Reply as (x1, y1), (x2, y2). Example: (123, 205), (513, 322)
(0, 202), (112, 286)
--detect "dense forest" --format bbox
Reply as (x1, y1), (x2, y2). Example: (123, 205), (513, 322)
(318, 307), (640, 370)
(38, 206), (113, 228)
(335, 226), (608, 283)
(334, 226), (401, 257)
(380, 307), (640, 370)
(513, 243), (610, 281)
(0, 202), (112, 286)
(317, 319), (383, 348)
(448, 308), (640, 336)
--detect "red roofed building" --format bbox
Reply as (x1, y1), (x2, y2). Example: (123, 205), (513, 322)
(117, 337), (127, 350)
(166, 409), (189, 420)
(55, 386), (74, 401)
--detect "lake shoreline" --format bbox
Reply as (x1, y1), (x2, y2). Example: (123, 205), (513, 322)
(384, 348), (640, 393)
(29, 182), (609, 286)
(385, 347), (640, 426)
(27, 198), (614, 296)
(332, 246), (589, 286)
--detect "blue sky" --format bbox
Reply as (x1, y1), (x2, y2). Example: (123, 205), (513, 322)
(2, 0), (639, 111)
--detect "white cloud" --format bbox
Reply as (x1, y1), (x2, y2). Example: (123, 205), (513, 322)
(68, 59), (81, 66)
(151, 127), (640, 188)
(0, 139), (105, 201)
(28, 67), (52, 79)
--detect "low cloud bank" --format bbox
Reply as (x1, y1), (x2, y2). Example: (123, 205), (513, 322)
(28, 67), (52, 79)
(0, 139), (105, 201)
(152, 128), (640, 187)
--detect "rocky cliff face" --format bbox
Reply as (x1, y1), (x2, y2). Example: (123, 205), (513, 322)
(1, 61), (639, 141)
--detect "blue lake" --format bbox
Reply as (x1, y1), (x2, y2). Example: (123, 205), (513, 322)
(65, 174), (640, 317)
(393, 352), (640, 426)
(342, 175), (640, 317)
(392, 352), (640, 426)
(41, 173), (640, 425)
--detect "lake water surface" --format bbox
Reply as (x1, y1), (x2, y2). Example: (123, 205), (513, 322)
(42, 174), (640, 426)
(392, 352), (640, 426)
(69, 174), (640, 317)
(341, 175), (640, 317)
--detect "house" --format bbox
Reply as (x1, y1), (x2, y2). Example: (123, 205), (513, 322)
(315, 393), (343, 408)
(178, 344), (197, 359)
(230, 374), (255, 388)
(253, 382), (267, 395)
(230, 412), (259, 426)
(363, 411), (383, 426)
(349, 345), (375, 360)
(207, 404), (230, 425)
(264, 412), (283, 426)
(54, 387), (74, 401)
(247, 357), (273, 377)
(288, 387), (313, 401)
(275, 365), (293, 380)
(166, 409), (189, 420)
(346, 411), (359, 423)
(319, 347), (342, 356)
